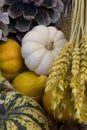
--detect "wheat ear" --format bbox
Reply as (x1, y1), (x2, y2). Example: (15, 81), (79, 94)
(45, 43), (73, 92)
(45, 43), (73, 114)
(70, 46), (82, 119)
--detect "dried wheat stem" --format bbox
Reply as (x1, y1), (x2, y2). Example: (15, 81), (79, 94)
(70, 0), (78, 41)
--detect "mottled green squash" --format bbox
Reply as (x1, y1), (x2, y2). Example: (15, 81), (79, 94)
(0, 91), (50, 130)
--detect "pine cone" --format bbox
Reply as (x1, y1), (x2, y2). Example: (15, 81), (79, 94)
(3, 0), (72, 42)
(0, 0), (9, 41)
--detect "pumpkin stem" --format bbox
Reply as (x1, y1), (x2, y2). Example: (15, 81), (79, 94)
(0, 71), (15, 91)
(4, 80), (15, 91)
(45, 41), (54, 50)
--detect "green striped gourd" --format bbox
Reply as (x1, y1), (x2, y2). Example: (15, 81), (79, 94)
(0, 91), (50, 130)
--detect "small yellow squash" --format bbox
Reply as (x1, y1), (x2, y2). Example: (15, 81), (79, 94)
(0, 39), (24, 80)
(12, 71), (47, 102)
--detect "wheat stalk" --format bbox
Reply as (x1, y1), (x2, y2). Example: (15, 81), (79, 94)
(81, 35), (87, 81)
(45, 42), (73, 113)
(70, 46), (81, 119)
(45, 43), (73, 91)
(80, 37), (87, 83)
(51, 71), (71, 120)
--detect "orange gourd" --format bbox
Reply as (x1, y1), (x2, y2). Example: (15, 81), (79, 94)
(0, 39), (24, 80)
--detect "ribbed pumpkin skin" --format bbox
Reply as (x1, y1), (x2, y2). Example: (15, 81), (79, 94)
(0, 91), (50, 130)
(0, 39), (24, 80)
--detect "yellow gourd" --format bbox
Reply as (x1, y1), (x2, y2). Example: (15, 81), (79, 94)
(43, 89), (55, 118)
(12, 71), (47, 102)
(0, 39), (24, 80)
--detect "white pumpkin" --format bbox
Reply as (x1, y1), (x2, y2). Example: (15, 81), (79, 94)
(21, 25), (67, 75)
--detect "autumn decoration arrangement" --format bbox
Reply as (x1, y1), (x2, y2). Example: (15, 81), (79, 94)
(1, 0), (87, 130)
